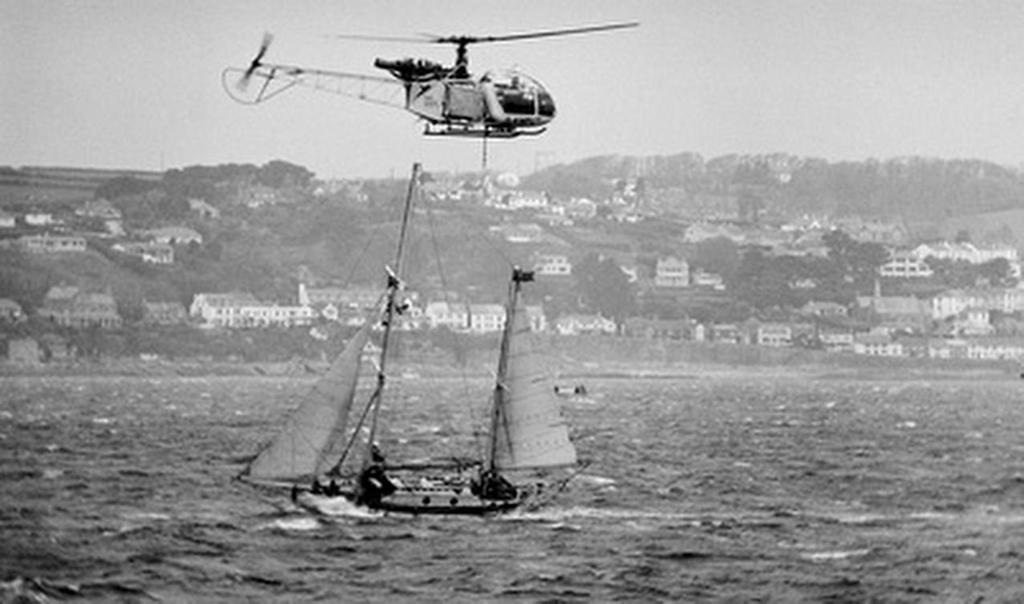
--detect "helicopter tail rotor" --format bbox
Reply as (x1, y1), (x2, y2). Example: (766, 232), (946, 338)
(238, 32), (274, 91)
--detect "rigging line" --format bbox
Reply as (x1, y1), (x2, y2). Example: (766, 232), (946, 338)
(329, 387), (380, 476)
(323, 298), (387, 476)
(339, 226), (381, 291)
(470, 215), (518, 273)
(423, 191), (484, 457)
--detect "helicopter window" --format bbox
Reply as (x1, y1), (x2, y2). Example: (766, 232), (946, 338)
(483, 70), (540, 93)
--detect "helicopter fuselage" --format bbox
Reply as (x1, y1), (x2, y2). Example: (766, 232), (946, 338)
(380, 61), (555, 137)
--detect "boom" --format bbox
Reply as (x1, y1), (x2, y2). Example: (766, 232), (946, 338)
(222, 63), (405, 109)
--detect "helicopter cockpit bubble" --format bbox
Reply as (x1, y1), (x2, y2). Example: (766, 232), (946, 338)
(482, 69), (542, 93)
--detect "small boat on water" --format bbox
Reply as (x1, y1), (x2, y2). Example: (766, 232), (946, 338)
(238, 164), (579, 515)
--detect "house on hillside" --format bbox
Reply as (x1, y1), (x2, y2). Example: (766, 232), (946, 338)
(297, 283), (382, 309)
(238, 184), (284, 208)
(533, 253), (572, 276)
(76, 198), (122, 221)
(554, 314), (616, 335)
(835, 217), (908, 245)
(914, 241), (1019, 264)
(622, 317), (690, 339)
(36, 286), (122, 328)
(879, 250), (934, 278)
(856, 292), (931, 331)
(6, 338), (42, 364)
(24, 212), (55, 226)
(189, 292), (259, 323)
(852, 333), (904, 356)
(946, 308), (994, 337)
(424, 301), (469, 331)
(711, 323), (743, 344)
(930, 288), (1022, 320)
(113, 241), (174, 264)
(523, 305), (546, 332)
(564, 198), (597, 221)
(468, 304), (505, 334)
(143, 226), (203, 246)
(756, 323), (792, 347)
(800, 300), (849, 318)
(504, 190), (548, 211)
(188, 198), (221, 219)
(39, 333), (73, 360)
(964, 338), (1024, 361)
(20, 233), (86, 253)
(231, 303), (315, 328)
(490, 222), (543, 243)
(0, 299), (25, 322)
(690, 269), (724, 290)
(654, 257), (689, 288)
(819, 328), (855, 352)
(142, 301), (188, 325)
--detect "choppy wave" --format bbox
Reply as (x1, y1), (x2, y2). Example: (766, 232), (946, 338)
(4, 374), (1024, 601)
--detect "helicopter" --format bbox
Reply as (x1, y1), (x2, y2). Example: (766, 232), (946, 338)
(222, 22), (638, 140)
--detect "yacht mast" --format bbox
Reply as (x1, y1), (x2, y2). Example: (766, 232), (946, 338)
(364, 162), (420, 467)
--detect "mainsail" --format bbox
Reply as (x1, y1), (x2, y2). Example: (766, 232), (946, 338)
(490, 275), (577, 471)
(244, 321), (372, 481)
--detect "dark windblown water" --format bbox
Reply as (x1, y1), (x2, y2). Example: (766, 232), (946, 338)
(2, 372), (1024, 602)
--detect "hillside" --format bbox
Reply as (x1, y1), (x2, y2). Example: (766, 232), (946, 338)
(522, 153), (1024, 234)
(5, 152), (1024, 326)
(0, 166), (161, 206)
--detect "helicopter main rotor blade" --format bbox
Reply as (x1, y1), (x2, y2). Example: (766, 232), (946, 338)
(435, 22), (639, 46)
(333, 33), (435, 43)
(333, 22), (638, 48)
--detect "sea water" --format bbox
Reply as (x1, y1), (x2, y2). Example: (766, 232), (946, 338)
(2, 373), (1024, 602)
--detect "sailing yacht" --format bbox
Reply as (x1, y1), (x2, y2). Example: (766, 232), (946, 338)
(238, 164), (578, 515)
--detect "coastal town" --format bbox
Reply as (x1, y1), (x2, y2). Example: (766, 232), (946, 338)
(3, 156), (1024, 367)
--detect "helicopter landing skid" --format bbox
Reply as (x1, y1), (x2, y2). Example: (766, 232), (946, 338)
(422, 125), (546, 139)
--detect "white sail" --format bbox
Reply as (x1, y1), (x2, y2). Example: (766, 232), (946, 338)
(245, 322), (372, 481)
(491, 297), (577, 471)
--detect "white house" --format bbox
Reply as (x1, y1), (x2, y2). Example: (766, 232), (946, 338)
(554, 314), (616, 335)
(506, 190), (548, 210)
(144, 226), (203, 246)
(533, 253), (572, 276)
(756, 323), (792, 347)
(0, 211), (16, 228)
(189, 292), (259, 322)
(655, 257), (689, 288)
(879, 250), (934, 278)
(853, 333), (904, 356)
(20, 233), (86, 253)
(24, 212), (54, 226)
(468, 304), (506, 333)
(424, 301), (469, 331)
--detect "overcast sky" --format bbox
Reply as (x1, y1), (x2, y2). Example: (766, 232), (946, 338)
(4, 0), (1024, 179)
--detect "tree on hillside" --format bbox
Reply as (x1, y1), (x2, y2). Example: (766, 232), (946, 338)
(823, 229), (888, 293)
(690, 236), (741, 280)
(572, 253), (636, 324)
(729, 246), (792, 310)
(258, 160), (314, 189)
